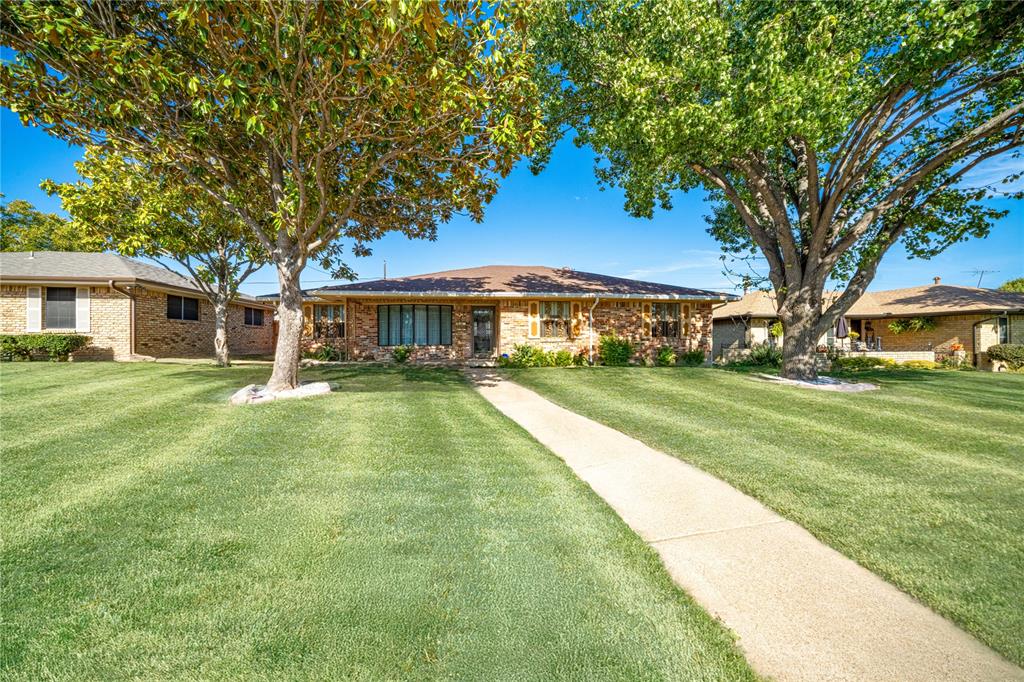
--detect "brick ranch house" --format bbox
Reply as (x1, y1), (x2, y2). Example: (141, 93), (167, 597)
(0, 251), (275, 360)
(713, 277), (1024, 369)
(260, 265), (736, 364)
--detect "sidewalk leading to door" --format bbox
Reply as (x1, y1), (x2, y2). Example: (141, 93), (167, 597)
(467, 370), (1023, 682)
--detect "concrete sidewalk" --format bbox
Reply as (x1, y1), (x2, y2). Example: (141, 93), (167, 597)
(468, 370), (1023, 682)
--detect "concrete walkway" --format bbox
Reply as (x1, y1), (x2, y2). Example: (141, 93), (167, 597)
(468, 371), (1023, 682)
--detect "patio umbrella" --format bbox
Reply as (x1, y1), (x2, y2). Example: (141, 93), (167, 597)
(835, 316), (849, 339)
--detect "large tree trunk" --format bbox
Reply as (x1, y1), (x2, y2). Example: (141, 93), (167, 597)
(780, 321), (821, 381)
(213, 296), (230, 367)
(266, 263), (304, 392)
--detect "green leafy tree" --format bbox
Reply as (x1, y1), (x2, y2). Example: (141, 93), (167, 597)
(2, 1), (540, 390)
(0, 195), (103, 252)
(998, 277), (1024, 292)
(534, 0), (1023, 379)
(43, 148), (268, 367)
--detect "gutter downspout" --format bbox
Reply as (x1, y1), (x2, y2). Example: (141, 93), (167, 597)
(109, 280), (136, 357)
(588, 297), (601, 365)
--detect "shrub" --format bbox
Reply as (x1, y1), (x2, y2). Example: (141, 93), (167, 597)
(573, 351), (588, 366)
(392, 345), (412, 364)
(502, 344), (552, 368)
(987, 343), (1024, 370)
(553, 349), (574, 367)
(746, 343), (782, 367)
(901, 359), (938, 370)
(769, 321), (784, 338)
(656, 346), (677, 366)
(678, 349), (706, 367)
(0, 334), (90, 361)
(832, 356), (889, 371)
(598, 334), (633, 366)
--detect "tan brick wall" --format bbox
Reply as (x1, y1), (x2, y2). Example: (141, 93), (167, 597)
(134, 287), (274, 358)
(857, 313), (994, 354)
(1, 284), (132, 360)
(334, 296), (716, 364)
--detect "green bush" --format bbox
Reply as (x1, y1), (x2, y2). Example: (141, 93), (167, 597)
(833, 356), (890, 371)
(502, 344), (551, 368)
(678, 349), (706, 367)
(987, 343), (1024, 370)
(304, 343), (345, 362)
(598, 334), (633, 366)
(0, 334), (90, 361)
(656, 346), (677, 366)
(901, 359), (938, 370)
(391, 345), (412, 364)
(746, 343), (782, 367)
(553, 349), (574, 367)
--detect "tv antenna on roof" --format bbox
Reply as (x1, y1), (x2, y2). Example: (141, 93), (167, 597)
(964, 269), (999, 287)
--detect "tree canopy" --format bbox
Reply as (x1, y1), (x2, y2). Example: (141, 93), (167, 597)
(999, 277), (1024, 292)
(44, 148), (269, 365)
(0, 195), (104, 252)
(2, 0), (542, 389)
(534, 0), (1023, 378)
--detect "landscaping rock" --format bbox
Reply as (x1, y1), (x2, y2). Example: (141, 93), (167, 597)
(229, 381), (332, 405)
(754, 373), (879, 392)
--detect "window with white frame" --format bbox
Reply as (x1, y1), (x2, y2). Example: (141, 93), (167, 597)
(312, 304), (343, 337)
(540, 301), (572, 338)
(45, 287), (77, 329)
(650, 302), (682, 338)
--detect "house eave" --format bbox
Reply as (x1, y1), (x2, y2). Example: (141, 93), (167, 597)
(305, 289), (737, 301)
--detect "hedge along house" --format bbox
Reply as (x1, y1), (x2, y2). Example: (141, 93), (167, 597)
(713, 277), (1024, 368)
(260, 265), (736, 364)
(0, 251), (275, 360)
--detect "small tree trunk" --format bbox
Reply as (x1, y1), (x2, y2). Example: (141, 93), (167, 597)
(780, 318), (821, 381)
(266, 264), (303, 392)
(213, 296), (230, 367)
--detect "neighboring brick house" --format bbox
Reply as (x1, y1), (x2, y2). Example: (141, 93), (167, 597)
(0, 251), (275, 360)
(713, 277), (1024, 368)
(260, 265), (735, 364)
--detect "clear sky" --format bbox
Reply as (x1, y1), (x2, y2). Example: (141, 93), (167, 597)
(2, 106), (1021, 297)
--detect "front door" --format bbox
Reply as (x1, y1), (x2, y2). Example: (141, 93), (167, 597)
(472, 307), (495, 355)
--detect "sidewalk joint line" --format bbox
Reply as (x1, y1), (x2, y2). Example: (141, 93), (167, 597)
(648, 519), (787, 545)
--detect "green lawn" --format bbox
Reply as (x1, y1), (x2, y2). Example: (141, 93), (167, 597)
(0, 363), (756, 681)
(506, 366), (1024, 666)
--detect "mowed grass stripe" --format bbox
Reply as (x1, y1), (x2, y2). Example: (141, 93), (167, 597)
(1, 364), (757, 681)
(508, 366), (1024, 666)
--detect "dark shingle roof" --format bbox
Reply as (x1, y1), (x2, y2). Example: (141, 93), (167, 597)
(0, 251), (268, 304)
(308, 265), (734, 300)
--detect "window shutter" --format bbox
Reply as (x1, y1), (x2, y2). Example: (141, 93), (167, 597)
(302, 305), (313, 336)
(76, 287), (91, 332)
(528, 301), (539, 338)
(26, 287), (42, 332)
(643, 302), (652, 336)
(571, 302), (582, 337)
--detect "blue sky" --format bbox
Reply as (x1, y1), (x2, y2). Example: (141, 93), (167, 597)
(2, 106), (1021, 297)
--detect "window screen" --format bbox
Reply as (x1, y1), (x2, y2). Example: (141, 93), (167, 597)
(651, 303), (681, 338)
(540, 301), (572, 338)
(167, 294), (200, 321)
(45, 287), (76, 329)
(378, 305), (452, 346)
(244, 307), (265, 326)
(312, 305), (343, 336)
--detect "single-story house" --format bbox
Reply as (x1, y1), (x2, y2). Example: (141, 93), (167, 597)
(713, 277), (1024, 368)
(0, 251), (275, 360)
(260, 265), (736, 364)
